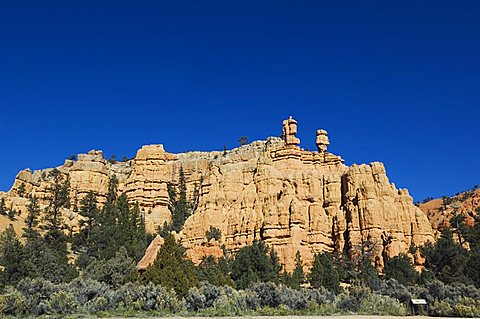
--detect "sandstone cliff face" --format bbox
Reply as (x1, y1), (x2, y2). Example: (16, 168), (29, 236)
(1, 118), (434, 271)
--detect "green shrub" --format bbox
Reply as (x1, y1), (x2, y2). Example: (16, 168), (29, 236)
(455, 297), (480, 317)
(84, 296), (110, 313)
(16, 278), (61, 315)
(205, 226), (221, 241)
(67, 277), (109, 306)
(357, 293), (407, 316)
(156, 287), (184, 312)
(211, 288), (249, 315)
(431, 300), (455, 317)
(48, 290), (76, 314)
(0, 287), (27, 316)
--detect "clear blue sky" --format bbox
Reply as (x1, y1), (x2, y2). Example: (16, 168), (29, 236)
(1, 1), (479, 201)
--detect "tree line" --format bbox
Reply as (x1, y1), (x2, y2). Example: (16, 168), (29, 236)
(1, 170), (480, 317)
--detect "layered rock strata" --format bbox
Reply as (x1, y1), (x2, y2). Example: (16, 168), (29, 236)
(0, 117), (434, 271)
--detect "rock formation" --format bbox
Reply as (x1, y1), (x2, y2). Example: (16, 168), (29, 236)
(1, 117), (434, 271)
(419, 188), (480, 232)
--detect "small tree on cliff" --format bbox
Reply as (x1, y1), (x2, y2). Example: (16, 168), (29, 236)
(0, 198), (6, 216)
(23, 195), (40, 238)
(169, 166), (190, 232)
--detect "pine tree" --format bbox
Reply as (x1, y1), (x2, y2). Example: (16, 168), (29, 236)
(17, 182), (26, 197)
(141, 233), (198, 297)
(289, 251), (305, 289)
(383, 253), (418, 285)
(308, 252), (341, 293)
(0, 225), (28, 286)
(23, 195), (40, 238)
(197, 255), (234, 287)
(43, 169), (70, 233)
(230, 240), (281, 289)
(0, 198), (6, 216)
(421, 228), (469, 284)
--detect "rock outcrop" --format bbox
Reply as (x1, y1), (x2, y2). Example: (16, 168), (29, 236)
(419, 188), (480, 232)
(1, 117), (434, 271)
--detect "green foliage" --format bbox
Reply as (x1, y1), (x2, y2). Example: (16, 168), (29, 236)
(422, 229), (470, 284)
(141, 233), (198, 297)
(17, 183), (26, 197)
(230, 240), (281, 289)
(7, 206), (19, 220)
(0, 198), (6, 216)
(83, 246), (136, 288)
(383, 253), (418, 285)
(108, 154), (117, 164)
(23, 195), (40, 238)
(197, 255), (234, 287)
(0, 287), (27, 316)
(72, 178), (150, 265)
(0, 226), (28, 286)
(238, 136), (249, 146)
(42, 169), (70, 233)
(284, 251), (305, 289)
(308, 252), (341, 293)
(171, 167), (190, 232)
(205, 226), (221, 241)
(48, 290), (76, 314)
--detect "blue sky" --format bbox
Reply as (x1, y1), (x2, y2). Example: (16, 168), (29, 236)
(1, 1), (479, 201)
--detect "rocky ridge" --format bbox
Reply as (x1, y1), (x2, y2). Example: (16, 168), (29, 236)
(419, 188), (480, 232)
(0, 117), (434, 271)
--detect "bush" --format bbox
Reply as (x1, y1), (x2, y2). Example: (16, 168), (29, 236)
(357, 293), (407, 316)
(83, 247), (136, 288)
(186, 286), (207, 311)
(377, 278), (412, 304)
(336, 286), (371, 312)
(84, 295), (110, 313)
(211, 288), (249, 315)
(0, 287), (27, 316)
(455, 297), (480, 317)
(48, 290), (76, 314)
(205, 226), (221, 241)
(431, 300), (455, 317)
(16, 277), (61, 315)
(250, 282), (281, 308)
(67, 277), (110, 306)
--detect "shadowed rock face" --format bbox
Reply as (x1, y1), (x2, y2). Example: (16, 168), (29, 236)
(1, 118), (434, 271)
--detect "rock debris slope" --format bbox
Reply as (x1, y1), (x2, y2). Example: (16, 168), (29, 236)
(0, 117), (434, 271)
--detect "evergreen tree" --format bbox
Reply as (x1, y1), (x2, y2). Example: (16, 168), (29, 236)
(42, 169), (70, 233)
(230, 240), (281, 289)
(383, 253), (418, 285)
(33, 169), (78, 283)
(308, 252), (340, 293)
(106, 174), (119, 205)
(197, 255), (234, 287)
(172, 167), (189, 232)
(72, 192), (98, 253)
(17, 183), (26, 197)
(0, 198), (6, 216)
(288, 251), (305, 289)
(23, 195), (40, 238)
(421, 228), (469, 284)
(0, 225), (28, 286)
(141, 233), (198, 297)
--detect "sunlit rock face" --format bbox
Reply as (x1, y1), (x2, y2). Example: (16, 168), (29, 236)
(1, 117), (434, 271)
